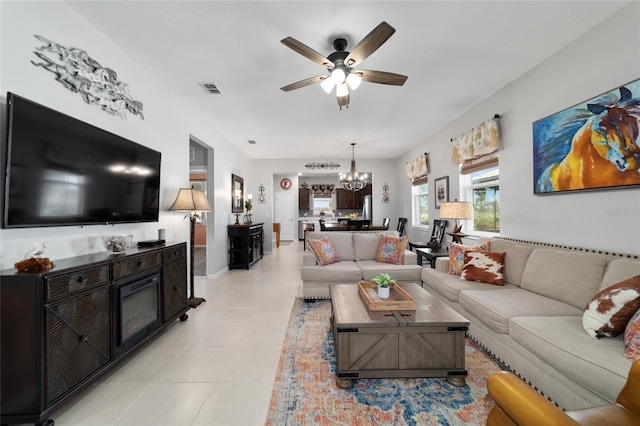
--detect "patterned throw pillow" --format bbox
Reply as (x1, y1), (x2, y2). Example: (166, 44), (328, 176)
(582, 275), (640, 339)
(460, 251), (506, 285)
(624, 309), (640, 360)
(375, 235), (408, 265)
(307, 237), (340, 266)
(447, 241), (490, 275)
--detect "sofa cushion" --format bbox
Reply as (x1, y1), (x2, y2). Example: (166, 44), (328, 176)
(460, 251), (506, 285)
(375, 235), (408, 265)
(447, 241), (490, 275)
(600, 259), (640, 292)
(300, 261), (362, 282)
(520, 249), (606, 310)
(353, 233), (383, 261)
(358, 260), (422, 282)
(489, 239), (534, 286)
(624, 309), (640, 360)
(307, 232), (355, 261)
(422, 268), (515, 303)
(459, 288), (583, 334)
(509, 316), (632, 404)
(582, 275), (640, 338)
(307, 237), (340, 266)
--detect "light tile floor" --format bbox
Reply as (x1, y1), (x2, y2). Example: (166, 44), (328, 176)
(51, 240), (304, 426)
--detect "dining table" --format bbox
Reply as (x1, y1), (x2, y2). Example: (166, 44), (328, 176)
(322, 223), (389, 231)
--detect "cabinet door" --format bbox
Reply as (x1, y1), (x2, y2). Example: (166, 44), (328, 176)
(298, 188), (310, 210)
(46, 286), (111, 406)
(163, 258), (188, 321)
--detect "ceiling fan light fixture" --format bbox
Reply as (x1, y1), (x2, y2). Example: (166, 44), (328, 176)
(320, 78), (335, 94)
(336, 83), (349, 97)
(330, 67), (346, 85)
(346, 72), (362, 90)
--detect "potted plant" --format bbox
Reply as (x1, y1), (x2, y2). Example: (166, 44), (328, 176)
(371, 273), (396, 299)
(243, 199), (253, 224)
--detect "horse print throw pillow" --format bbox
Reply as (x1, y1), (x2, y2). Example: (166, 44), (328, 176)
(460, 251), (506, 285)
(583, 274), (640, 338)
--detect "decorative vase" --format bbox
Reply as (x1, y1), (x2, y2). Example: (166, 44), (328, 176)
(378, 286), (390, 299)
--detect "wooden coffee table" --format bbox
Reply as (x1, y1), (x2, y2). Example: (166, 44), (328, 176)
(330, 283), (469, 389)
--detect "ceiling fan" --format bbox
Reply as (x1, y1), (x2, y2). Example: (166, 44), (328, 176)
(280, 22), (408, 109)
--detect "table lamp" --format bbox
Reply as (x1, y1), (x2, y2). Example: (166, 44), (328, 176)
(439, 201), (473, 244)
(169, 186), (213, 308)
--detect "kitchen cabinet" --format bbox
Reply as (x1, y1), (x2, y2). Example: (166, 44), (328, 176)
(336, 184), (371, 210)
(298, 188), (310, 210)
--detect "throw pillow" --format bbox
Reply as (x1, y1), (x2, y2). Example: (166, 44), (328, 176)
(447, 241), (491, 275)
(460, 251), (506, 285)
(582, 274), (640, 339)
(307, 237), (340, 266)
(624, 309), (640, 360)
(375, 235), (408, 265)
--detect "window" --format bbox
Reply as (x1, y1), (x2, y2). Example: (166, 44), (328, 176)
(462, 166), (500, 233)
(313, 198), (332, 216)
(412, 183), (429, 227)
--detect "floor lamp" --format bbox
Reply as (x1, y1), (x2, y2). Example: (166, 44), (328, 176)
(439, 200), (473, 244)
(169, 186), (213, 308)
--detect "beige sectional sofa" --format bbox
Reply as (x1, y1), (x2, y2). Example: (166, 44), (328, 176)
(421, 237), (640, 411)
(301, 231), (422, 299)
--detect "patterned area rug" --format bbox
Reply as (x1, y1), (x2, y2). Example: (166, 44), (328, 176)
(266, 299), (506, 426)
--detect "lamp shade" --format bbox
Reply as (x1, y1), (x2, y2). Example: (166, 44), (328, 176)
(169, 187), (213, 212)
(439, 201), (473, 220)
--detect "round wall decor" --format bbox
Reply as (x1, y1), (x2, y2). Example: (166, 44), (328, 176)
(280, 178), (292, 190)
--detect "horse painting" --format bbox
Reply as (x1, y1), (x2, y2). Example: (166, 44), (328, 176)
(534, 82), (640, 193)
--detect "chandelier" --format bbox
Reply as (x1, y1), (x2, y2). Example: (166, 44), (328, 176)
(340, 143), (369, 191)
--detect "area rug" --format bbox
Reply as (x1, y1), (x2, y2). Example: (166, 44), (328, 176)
(266, 299), (507, 426)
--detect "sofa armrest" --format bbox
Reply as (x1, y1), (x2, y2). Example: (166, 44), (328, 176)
(435, 257), (450, 272)
(303, 251), (318, 266)
(487, 371), (579, 426)
(403, 250), (417, 265)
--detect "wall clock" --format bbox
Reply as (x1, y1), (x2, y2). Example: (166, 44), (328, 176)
(280, 178), (292, 190)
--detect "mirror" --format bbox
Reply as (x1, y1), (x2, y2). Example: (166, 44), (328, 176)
(231, 174), (244, 213)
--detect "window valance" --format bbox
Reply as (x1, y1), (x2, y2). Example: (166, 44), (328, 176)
(406, 153), (429, 185)
(451, 115), (500, 164)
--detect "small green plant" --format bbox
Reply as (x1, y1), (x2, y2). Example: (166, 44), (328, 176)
(371, 273), (396, 288)
(244, 199), (253, 211)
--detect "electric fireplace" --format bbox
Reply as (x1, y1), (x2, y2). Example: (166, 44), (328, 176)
(114, 272), (161, 356)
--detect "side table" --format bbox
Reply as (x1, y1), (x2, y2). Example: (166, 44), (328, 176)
(416, 247), (449, 268)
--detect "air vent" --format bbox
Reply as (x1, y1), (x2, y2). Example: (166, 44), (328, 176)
(199, 82), (222, 94)
(248, 140), (256, 145)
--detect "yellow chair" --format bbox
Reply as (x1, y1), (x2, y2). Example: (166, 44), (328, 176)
(486, 359), (640, 426)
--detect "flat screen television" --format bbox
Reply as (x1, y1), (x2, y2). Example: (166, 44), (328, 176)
(3, 93), (161, 228)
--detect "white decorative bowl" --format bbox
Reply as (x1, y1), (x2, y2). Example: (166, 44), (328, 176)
(102, 235), (133, 252)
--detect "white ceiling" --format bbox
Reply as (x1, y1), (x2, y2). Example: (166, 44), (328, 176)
(67, 1), (629, 161)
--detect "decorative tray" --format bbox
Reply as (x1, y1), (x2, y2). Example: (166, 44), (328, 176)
(357, 281), (416, 311)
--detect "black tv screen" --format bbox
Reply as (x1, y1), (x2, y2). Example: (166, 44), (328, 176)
(3, 93), (161, 228)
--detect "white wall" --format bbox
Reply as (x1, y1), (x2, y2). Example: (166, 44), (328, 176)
(400, 2), (640, 255)
(0, 2), (252, 274)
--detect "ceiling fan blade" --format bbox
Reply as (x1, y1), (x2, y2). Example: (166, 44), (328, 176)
(345, 22), (395, 67)
(281, 37), (334, 68)
(358, 70), (408, 86)
(280, 75), (328, 92)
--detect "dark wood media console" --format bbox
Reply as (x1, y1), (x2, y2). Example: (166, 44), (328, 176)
(0, 242), (189, 426)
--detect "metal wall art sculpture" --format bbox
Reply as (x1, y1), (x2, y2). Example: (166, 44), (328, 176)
(305, 162), (340, 170)
(31, 35), (144, 120)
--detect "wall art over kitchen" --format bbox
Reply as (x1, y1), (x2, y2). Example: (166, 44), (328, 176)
(533, 78), (640, 194)
(31, 35), (144, 120)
